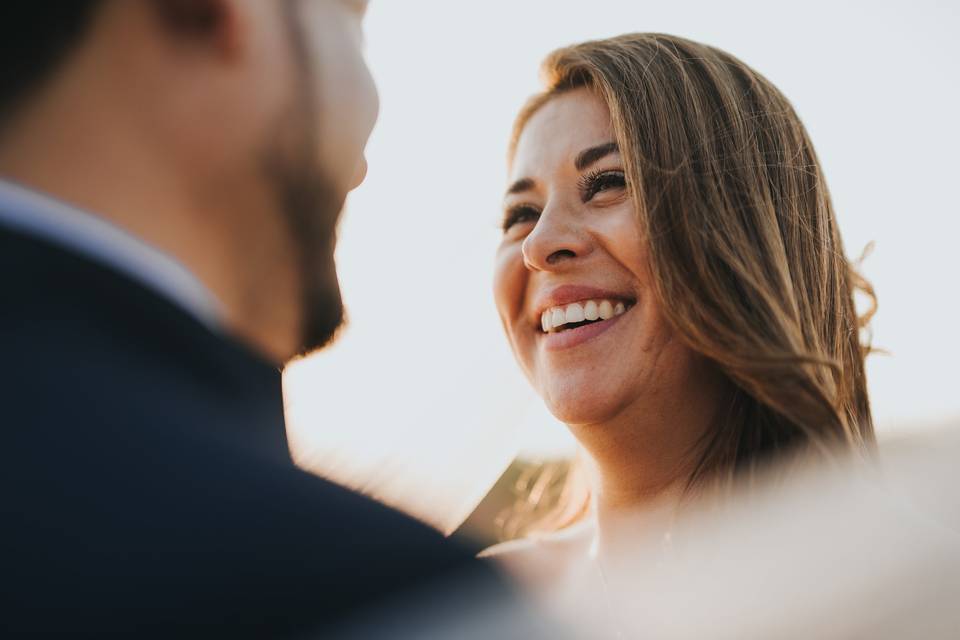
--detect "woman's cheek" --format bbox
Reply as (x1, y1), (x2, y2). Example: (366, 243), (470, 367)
(598, 203), (647, 271)
(493, 244), (525, 331)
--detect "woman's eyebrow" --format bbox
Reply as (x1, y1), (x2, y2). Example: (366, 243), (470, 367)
(505, 177), (535, 197)
(504, 142), (618, 197)
(575, 142), (619, 171)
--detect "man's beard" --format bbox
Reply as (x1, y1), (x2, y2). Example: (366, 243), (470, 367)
(263, 146), (347, 357)
(259, 1), (348, 359)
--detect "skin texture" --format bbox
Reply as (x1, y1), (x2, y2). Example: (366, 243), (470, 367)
(0, 0), (377, 363)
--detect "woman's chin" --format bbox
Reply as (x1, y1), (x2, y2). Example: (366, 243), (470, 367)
(543, 392), (624, 428)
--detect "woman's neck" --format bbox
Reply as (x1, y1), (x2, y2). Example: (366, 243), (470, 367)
(572, 405), (708, 509)
(568, 374), (728, 560)
(588, 440), (689, 566)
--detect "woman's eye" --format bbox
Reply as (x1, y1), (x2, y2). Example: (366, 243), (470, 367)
(580, 170), (627, 202)
(502, 205), (540, 232)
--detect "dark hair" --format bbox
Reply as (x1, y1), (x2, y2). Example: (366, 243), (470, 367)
(0, 2), (104, 125)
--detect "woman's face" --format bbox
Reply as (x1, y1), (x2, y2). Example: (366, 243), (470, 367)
(494, 88), (707, 426)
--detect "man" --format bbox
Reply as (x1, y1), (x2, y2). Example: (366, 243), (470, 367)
(0, 2), (523, 636)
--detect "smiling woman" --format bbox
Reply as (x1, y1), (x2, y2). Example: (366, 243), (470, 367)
(487, 32), (876, 603)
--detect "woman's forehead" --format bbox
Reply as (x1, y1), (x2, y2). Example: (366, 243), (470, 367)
(510, 88), (615, 180)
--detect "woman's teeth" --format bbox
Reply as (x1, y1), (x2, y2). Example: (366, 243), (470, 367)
(540, 299), (627, 333)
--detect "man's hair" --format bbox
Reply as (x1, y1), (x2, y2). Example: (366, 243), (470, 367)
(0, 2), (104, 125)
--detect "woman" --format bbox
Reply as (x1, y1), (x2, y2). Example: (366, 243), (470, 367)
(487, 32), (875, 628)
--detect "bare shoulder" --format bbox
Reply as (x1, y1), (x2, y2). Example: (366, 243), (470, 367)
(479, 519), (595, 587)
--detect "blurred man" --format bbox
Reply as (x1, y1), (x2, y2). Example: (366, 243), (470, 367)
(0, 1), (514, 636)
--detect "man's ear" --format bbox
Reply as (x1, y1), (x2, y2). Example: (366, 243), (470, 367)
(150, 0), (245, 58)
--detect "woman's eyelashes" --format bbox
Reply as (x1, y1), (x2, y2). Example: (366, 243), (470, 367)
(501, 169), (626, 234)
(578, 169), (626, 202)
(502, 204), (541, 233)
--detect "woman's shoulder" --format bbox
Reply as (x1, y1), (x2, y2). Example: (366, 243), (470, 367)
(479, 519), (596, 587)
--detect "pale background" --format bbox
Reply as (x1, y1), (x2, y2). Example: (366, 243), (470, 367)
(284, 0), (960, 532)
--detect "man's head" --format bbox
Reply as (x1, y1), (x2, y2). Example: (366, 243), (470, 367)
(0, 0), (378, 361)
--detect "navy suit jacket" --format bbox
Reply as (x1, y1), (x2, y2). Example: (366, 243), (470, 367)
(0, 226), (509, 637)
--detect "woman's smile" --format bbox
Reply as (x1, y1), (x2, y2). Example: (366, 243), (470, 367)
(540, 301), (631, 351)
(532, 285), (637, 351)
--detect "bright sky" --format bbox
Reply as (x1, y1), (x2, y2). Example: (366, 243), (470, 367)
(284, 0), (960, 531)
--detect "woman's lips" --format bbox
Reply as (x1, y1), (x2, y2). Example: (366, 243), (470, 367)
(540, 307), (629, 351)
(533, 284), (635, 326)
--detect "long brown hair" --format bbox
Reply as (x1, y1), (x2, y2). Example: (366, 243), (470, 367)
(508, 33), (874, 521)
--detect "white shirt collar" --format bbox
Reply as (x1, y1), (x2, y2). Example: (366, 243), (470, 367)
(0, 178), (223, 329)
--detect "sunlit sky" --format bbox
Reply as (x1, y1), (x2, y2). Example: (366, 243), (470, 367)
(284, 0), (960, 531)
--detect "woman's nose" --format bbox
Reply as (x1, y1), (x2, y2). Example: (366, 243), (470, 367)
(521, 205), (593, 271)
